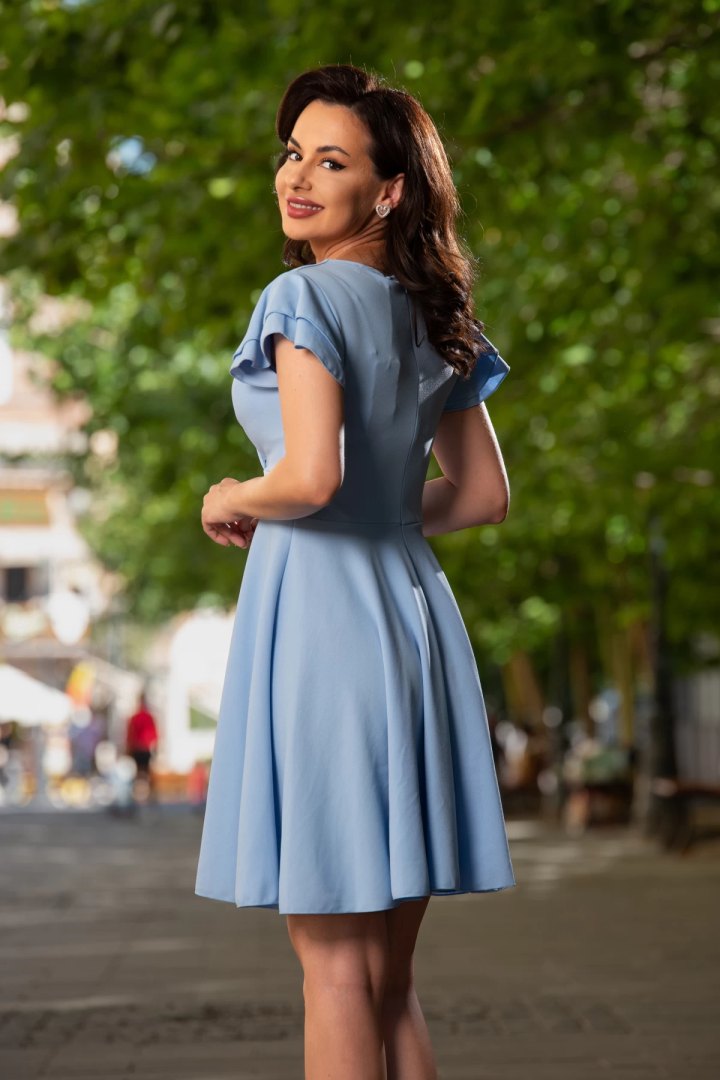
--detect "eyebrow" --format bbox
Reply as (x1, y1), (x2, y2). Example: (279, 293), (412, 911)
(287, 135), (350, 158)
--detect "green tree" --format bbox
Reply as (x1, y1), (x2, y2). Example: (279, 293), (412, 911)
(1, 1), (718, 722)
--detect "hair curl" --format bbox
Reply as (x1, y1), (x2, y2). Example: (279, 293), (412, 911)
(275, 64), (486, 378)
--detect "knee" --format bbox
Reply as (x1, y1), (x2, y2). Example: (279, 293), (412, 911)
(301, 948), (389, 1004)
(287, 914), (389, 999)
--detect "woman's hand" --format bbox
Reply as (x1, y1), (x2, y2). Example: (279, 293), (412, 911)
(202, 478), (259, 549)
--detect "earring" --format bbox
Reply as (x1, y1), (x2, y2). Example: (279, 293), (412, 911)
(375, 204), (391, 218)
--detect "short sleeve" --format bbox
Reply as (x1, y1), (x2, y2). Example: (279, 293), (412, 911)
(229, 269), (345, 388)
(442, 333), (509, 412)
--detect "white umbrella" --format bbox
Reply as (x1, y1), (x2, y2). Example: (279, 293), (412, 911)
(0, 664), (73, 726)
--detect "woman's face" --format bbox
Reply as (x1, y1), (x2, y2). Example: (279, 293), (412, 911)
(275, 100), (402, 252)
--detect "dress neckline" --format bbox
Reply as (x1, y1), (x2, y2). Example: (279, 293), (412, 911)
(314, 258), (397, 282)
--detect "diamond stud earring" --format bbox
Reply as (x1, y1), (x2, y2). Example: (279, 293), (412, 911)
(375, 204), (391, 218)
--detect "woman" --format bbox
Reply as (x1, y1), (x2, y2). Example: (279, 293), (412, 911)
(196, 65), (514, 1079)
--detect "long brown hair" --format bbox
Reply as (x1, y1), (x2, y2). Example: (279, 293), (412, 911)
(275, 64), (484, 378)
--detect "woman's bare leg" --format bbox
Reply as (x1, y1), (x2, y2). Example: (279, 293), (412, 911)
(287, 910), (390, 1080)
(381, 897), (437, 1080)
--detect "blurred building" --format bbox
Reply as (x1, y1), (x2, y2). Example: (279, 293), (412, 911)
(0, 281), (232, 779)
(0, 284), (112, 692)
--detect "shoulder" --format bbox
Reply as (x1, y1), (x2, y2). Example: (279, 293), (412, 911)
(256, 265), (337, 314)
(231, 265), (346, 386)
(255, 261), (395, 317)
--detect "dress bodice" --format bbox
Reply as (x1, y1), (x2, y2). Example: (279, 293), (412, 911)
(230, 259), (508, 526)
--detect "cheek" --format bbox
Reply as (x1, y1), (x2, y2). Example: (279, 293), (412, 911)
(275, 164), (289, 194)
(321, 176), (370, 222)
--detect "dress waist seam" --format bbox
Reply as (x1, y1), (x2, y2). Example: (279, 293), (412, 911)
(295, 518), (424, 528)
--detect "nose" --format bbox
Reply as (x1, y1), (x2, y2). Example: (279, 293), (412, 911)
(285, 157), (312, 190)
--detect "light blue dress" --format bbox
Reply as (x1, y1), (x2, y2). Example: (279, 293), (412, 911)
(195, 258), (515, 914)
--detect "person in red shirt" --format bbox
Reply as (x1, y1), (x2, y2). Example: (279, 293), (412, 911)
(125, 693), (158, 784)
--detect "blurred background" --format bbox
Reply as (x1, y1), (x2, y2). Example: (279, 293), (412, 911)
(1, 4), (719, 1079)
(1, 0), (718, 841)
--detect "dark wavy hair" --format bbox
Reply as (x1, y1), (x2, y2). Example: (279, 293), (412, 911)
(275, 64), (485, 378)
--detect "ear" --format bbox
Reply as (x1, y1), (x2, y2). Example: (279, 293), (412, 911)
(382, 174), (405, 210)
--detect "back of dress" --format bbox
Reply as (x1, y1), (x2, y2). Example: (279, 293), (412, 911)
(196, 256), (515, 916)
(229, 258), (509, 526)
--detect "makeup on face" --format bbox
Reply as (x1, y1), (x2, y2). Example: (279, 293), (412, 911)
(276, 103), (372, 221)
(275, 101), (400, 266)
(281, 130), (353, 217)
(285, 193), (325, 219)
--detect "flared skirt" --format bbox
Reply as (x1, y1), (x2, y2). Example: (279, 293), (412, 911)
(195, 517), (515, 914)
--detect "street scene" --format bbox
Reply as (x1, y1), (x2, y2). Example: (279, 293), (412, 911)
(1, 810), (719, 1080)
(2, 3), (720, 1079)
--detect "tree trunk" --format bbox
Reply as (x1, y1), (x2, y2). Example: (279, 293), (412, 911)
(646, 516), (685, 846)
(568, 640), (592, 735)
(502, 650), (544, 730)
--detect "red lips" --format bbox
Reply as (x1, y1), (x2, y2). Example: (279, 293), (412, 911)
(286, 195), (325, 219)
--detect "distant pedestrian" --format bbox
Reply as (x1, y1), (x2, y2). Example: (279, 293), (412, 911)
(125, 693), (158, 788)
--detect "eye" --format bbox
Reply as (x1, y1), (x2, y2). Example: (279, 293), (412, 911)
(287, 149), (302, 161)
(320, 158), (346, 171)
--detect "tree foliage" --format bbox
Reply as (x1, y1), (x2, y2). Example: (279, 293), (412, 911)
(1, 1), (718, 695)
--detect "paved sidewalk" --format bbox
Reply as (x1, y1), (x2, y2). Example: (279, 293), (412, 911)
(0, 808), (718, 1079)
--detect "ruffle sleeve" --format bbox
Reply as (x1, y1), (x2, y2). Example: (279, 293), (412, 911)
(230, 268), (345, 389)
(441, 333), (509, 412)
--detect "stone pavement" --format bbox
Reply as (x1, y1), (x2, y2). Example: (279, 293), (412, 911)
(0, 808), (718, 1080)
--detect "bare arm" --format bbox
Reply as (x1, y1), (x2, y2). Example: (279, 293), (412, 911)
(201, 334), (344, 546)
(422, 403), (509, 537)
